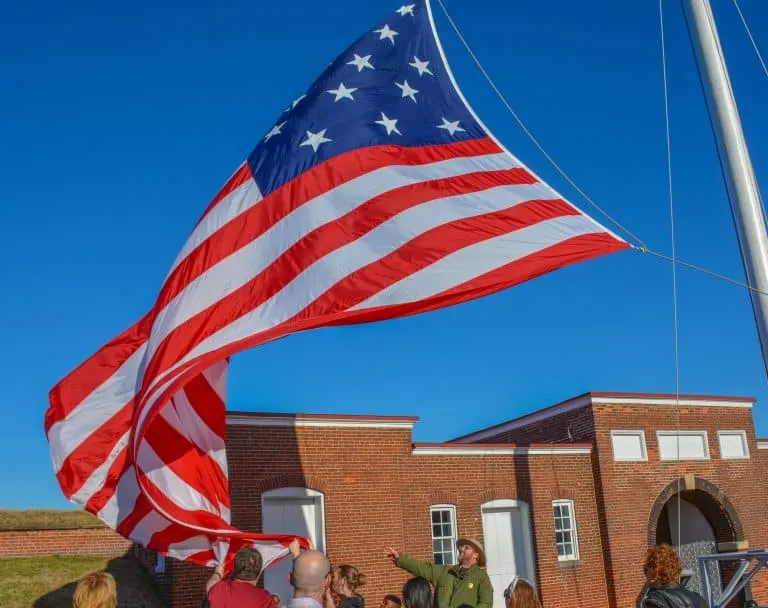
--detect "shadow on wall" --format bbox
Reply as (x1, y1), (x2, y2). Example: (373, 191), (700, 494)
(33, 548), (166, 608)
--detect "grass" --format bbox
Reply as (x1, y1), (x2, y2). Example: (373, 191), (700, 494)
(0, 554), (165, 608)
(0, 510), (105, 531)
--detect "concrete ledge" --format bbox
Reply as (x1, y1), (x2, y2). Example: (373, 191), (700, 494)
(718, 540), (749, 552)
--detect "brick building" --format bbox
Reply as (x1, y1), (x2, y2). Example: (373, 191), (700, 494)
(152, 391), (768, 608)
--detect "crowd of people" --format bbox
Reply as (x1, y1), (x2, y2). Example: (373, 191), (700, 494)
(70, 540), (709, 608)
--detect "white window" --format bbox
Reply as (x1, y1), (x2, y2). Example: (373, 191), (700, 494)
(718, 430), (750, 459)
(610, 430), (648, 461)
(552, 500), (579, 561)
(657, 431), (710, 461)
(431, 505), (458, 565)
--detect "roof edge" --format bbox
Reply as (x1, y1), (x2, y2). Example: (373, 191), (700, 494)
(451, 391), (756, 443)
(412, 442), (592, 456)
(226, 411), (417, 429)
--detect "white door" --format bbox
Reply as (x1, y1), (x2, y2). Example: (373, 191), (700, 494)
(262, 489), (326, 606)
(481, 502), (534, 608)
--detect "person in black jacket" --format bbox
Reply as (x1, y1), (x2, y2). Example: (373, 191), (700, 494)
(332, 564), (367, 608)
(641, 545), (706, 608)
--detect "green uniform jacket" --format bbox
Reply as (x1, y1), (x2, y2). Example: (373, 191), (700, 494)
(395, 554), (493, 608)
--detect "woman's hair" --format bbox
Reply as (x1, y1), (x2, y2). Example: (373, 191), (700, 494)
(335, 564), (367, 593)
(504, 578), (541, 608)
(644, 544), (683, 586)
(402, 577), (432, 608)
(73, 571), (117, 608)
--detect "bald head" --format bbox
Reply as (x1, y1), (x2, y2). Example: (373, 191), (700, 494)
(291, 550), (331, 596)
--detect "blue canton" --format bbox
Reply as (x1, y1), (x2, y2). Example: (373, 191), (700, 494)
(247, 0), (486, 197)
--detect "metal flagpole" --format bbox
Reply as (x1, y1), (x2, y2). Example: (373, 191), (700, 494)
(686, 0), (768, 380)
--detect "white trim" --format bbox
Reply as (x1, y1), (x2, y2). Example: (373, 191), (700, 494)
(757, 441), (768, 450)
(552, 499), (580, 562)
(481, 499), (537, 587)
(412, 445), (592, 456)
(261, 487), (327, 553)
(610, 430), (648, 462)
(591, 396), (753, 408)
(656, 430), (711, 461)
(430, 504), (458, 566)
(452, 396), (591, 443)
(227, 414), (415, 430)
(423, 0), (625, 245)
(454, 394), (754, 443)
(717, 430), (751, 459)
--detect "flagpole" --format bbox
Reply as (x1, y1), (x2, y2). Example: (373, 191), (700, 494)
(686, 0), (768, 379)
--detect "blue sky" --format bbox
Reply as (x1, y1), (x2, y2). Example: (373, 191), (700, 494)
(2, 0), (767, 509)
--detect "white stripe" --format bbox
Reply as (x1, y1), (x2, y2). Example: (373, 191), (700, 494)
(202, 360), (228, 403)
(129, 509), (172, 545)
(138, 441), (221, 516)
(166, 535), (214, 561)
(97, 466), (140, 528)
(161, 391), (228, 476)
(48, 344), (146, 472)
(138, 152), (517, 383)
(132, 181), (560, 433)
(69, 432), (129, 507)
(354, 215), (605, 309)
(168, 175), (263, 276)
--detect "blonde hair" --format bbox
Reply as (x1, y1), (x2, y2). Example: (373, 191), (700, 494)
(73, 571), (117, 608)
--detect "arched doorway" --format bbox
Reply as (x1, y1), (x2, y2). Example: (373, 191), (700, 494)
(647, 478), (747, 603)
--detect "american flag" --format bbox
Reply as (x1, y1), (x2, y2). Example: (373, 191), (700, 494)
(45, 0), (628, 569)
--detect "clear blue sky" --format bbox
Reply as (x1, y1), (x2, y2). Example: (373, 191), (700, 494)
(2, 0), (767, 509)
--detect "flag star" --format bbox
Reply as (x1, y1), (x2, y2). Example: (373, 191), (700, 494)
(409, 56), (433, 76)
(347, 54), (374, 72)
(396, 4), (416, 16)
(374, 24), (399, 44)
(264, 121), (286, 142)
(299, 129), (332, 152)
(285, 94), (306, 112)
(326, 82), (358, 102)
(375, 112), (401, 135)
(395, 80), (419, 103)
(437, 117), (465, 136)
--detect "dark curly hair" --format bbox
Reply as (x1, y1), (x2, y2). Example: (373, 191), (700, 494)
(643, 544), (682, 586)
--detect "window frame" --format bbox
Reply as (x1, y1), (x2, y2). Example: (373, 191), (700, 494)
(656, 430), (710, 461)
(430, 504), (458, 566)
(717, 430), (750, 460)
(552, 499), (579, 562)
(610, 430), (648, 462)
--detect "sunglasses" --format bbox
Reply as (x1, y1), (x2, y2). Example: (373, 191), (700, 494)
(503, 576), (534, 601)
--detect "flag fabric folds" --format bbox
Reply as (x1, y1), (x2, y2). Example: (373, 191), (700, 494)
(45, 0), (628, 568)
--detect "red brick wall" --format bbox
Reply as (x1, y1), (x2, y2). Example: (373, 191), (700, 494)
(0, 528), (130, 558)
(166, 423), (605, 608)
(473, 405), (595, 445)
(401, 452), (608, 608)
(589, 403), (768, 607)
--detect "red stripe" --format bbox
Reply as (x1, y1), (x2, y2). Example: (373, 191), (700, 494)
(142, 413), (230, 509)
(130, 219), (628, 451)
(298, 199), (582, 318)
(137, 166), (533, 388)
(46, 314), (151, 432)
(181, 373), (227, 440)
(195, 164), (253, 226)
(56, 402), (133, 499)
(136, 469), (233, 532)
(84, 446), (130, 516)
(116, 492), (154, 538)
(154, 138), (501, 323)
